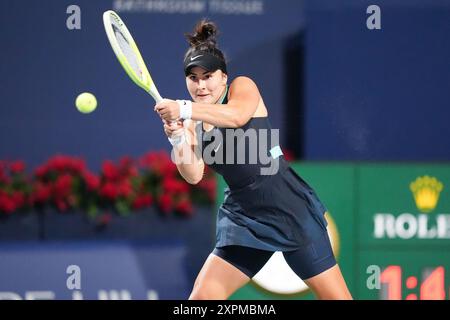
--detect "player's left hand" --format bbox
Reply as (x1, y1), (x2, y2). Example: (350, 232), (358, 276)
(154, 99), (180, 121)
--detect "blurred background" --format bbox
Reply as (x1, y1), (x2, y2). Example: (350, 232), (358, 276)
(0, 0), (449, 300)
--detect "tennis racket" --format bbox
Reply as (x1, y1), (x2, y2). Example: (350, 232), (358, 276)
(103, 10), (163, 103)
(103, 10), (182, 144)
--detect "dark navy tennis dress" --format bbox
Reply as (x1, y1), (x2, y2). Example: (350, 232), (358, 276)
(194, 87), (336, 279)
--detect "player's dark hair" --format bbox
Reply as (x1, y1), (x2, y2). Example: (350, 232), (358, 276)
(184, 19), (227, 66)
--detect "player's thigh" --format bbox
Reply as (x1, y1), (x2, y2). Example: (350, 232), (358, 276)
(303, 264), (353, 300)
(189, 253), (250, 300)
(282, 232), (352, 300)
(190, 246), (273, 300)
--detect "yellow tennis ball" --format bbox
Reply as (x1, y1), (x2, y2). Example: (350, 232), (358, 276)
(76, 92), (97, 114)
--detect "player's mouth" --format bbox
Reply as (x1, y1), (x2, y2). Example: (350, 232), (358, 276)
(197, 93), (210, 98)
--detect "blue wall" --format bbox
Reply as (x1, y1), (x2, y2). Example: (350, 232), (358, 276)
(0, 241), (189, 299)
(304, 0), (450, 160)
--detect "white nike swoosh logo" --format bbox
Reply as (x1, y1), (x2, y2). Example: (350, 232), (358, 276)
(213, 142), (221, 153)
(190, 55), (203, 61)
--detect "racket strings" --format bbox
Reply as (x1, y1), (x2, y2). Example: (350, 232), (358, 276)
(110, 19), (144, 82)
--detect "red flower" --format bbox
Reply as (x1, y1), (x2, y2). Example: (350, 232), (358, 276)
(34, 156), (86, 178)
(34, 165), (48, 178)
(11, 191), (25, 209)
(132, 194), (153, 210)
(161, 161), (178, 177)
(120, 157), (139, 179)
(163, 177), (190, 194)
(129, 166), (139, 177)
(158, 193), (172, 214)
(102, 160), (120, 181)
(117, 180), (133, 198)
(31, 182), (52, 204)
(82, 171), (100, 191)
(1, 151), (206, 218)
(175, 199), (193, 216)
(69, 157), (86, 174)
(139, 151), (177, 177)
(53, 174), (73, 199)
(100, 182), (118, 200)
(139, 152), (161, 169)
(0, 194), (16, 214)
(56, 199), (68, 212)
(48, 155), (68, 172)
(9, 161), (26, 174)
(0, 190), (20, 214)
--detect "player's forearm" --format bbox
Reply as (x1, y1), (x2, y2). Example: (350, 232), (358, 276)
(172, 143), (204, 185)
(191, 102), (246, 128)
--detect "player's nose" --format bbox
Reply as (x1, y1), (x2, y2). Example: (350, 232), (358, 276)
(198, 79), (206, 89)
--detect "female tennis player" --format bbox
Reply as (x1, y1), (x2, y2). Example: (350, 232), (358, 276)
(155, 20), (352, 300)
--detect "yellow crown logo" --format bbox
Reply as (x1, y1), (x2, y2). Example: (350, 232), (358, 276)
(409, 176), (443, 213)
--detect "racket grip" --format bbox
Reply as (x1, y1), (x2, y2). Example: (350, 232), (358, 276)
(154, 94), (178, 125)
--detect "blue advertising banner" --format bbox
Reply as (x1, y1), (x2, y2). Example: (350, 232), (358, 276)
(0, 241), (189, 300)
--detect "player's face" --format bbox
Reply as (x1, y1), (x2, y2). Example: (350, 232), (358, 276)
(186, 67), (227, 104)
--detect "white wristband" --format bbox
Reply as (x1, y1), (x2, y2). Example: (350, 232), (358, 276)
(168, 132), (186, 147)
(177, 100), (192, 120)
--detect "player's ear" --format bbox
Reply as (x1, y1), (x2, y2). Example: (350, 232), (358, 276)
(221, 72), (228, 85)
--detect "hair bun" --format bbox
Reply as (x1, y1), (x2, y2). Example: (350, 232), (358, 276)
(186, 19), (219, 49)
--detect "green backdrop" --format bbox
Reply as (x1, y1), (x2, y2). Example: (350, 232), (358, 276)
(215, 162), (450, 300)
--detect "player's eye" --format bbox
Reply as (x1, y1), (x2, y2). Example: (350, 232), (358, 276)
(189, 75), (197, 81)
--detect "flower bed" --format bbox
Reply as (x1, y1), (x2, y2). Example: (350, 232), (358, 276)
(0, 151), (216, 222)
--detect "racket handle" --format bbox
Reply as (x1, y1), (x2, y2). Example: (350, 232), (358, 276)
(157, 100), (183, 146)
(149, 85), (163, 104)
(151, 91), (179, 126)
(151, 90), (182, 147)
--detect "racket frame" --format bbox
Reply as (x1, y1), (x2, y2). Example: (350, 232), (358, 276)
(103, 10), (163, 103)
